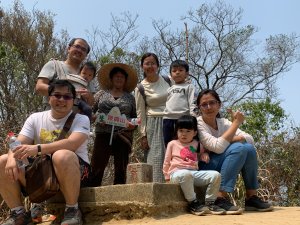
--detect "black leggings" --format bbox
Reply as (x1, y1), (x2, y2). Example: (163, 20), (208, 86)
(90, 132), (131, 186)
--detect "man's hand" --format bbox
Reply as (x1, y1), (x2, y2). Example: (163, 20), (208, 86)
(5, 153), (20, 181)
(77, 88), (88, 95)
(77, 88), (94, 105)
(13, 144), (38, 160)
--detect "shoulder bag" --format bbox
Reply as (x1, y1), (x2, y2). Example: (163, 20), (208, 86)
(25, 112), (76, 203)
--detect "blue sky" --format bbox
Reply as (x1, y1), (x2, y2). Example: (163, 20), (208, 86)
(1, 0), (300, 126)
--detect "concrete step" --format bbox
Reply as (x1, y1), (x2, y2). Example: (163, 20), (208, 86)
(46, 183), (206, 223)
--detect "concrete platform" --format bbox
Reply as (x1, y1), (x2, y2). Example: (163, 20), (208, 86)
(46, 183), (206, 223)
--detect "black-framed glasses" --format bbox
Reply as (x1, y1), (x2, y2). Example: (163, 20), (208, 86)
(200, 100), (219, 109)
(50, 94), (74, 100)
(71, 44), (88, 53)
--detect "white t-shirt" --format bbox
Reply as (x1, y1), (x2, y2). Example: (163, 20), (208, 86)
(20, 110), (90, 163)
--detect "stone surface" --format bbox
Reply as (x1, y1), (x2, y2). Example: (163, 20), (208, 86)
(46, 183), (206, 222)
(48, 183), (187, 203)
(126, 163), (153, 184)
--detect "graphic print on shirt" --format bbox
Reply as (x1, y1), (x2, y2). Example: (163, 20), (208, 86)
(170, 87), (186, 95)
(40, 128), (69, 143)
(180, 145), (197, 162)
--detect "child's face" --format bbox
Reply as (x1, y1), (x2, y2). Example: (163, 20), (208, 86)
(80, 66), (94, 82)
(177, 128), (197, 144)
(171, 66), (188, 84)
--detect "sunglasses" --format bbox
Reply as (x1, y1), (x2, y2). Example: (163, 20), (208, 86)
(50, 94), (74, 101)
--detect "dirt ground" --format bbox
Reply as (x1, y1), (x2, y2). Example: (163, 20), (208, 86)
(101, 207), (300, 225)
(40, 207), (300, 225)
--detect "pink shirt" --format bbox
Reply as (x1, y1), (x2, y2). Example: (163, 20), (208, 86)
(163, 139), (203, 180)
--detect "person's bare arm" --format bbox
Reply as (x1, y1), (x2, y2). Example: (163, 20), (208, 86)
(5, 134), (33, 181)
(78, 89), (94, 106)
(231, 135), (246, 143)
(14, 132), (87, 159)
(221, 109), (244, 142)
(35, 78), (50, 96)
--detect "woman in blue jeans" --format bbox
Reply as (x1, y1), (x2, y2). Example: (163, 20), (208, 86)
(196, 89), (273, 215)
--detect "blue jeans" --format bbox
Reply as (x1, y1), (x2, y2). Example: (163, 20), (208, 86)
(170, 169), (221, 202)
(199, 142), (259, 193)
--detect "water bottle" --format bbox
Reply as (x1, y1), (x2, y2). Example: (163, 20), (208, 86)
(8, 132), (29, 168)
(130, 118), (141, 126)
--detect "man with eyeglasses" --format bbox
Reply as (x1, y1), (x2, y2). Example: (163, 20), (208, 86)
(0, 80), (91, 225)
(35, 38), (95, 111)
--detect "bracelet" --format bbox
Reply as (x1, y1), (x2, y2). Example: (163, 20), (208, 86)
(37, 144), (42, 156)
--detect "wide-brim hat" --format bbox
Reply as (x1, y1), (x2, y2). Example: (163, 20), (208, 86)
(97, 63), (138, 92)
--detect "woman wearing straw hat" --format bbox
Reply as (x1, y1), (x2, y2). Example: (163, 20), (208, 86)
(90, 63), (138, 186)
(135, 53), (172, 183)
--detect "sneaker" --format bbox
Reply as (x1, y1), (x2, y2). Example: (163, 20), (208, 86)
(31, 203), (44, 223)
(245, 195), (274, 212)
(188, 199), (210, 216)
(61, 207), (83, 225)
(206, 202), (226, 215)
(1, 210), (33, 225)
(214, 197), (243, 215)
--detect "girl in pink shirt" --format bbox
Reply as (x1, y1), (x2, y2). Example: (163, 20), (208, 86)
(163, 115), (225, 215)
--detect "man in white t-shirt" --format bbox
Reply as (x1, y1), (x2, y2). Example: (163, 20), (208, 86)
(0, 80), (90, 225)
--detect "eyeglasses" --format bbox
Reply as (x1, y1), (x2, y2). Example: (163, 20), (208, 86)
(143, 62), (157, 67)
(71, 44), (88, 53)
(199, 100), (219, 109)
(50, 94), (74, 100)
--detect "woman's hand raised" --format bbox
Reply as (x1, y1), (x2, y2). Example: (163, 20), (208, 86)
(227, 108), (244, 126)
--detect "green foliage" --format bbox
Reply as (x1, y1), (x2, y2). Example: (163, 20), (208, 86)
(0, 0), (299, 208)
(222, 99), (296, 206)
(227, 100), (299, 206)
(98, 55), (112, 65)
(0, 0), (69, 148)
(230, 98), (287, 143)
(0, 43), (28, 137)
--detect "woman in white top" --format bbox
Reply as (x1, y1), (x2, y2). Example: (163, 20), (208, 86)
(197, 89), (273, 214)
(135, 53), (170, 182)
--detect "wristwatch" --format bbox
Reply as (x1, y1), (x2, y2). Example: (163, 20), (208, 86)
(37, 144), (42, 156)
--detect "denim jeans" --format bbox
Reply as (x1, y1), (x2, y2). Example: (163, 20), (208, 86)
(199, 142), (259, 193)
(170, 169), (221, 202)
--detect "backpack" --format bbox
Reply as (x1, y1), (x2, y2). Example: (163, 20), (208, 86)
(52, 59), (88, 90)
(137, 76), (171, 106)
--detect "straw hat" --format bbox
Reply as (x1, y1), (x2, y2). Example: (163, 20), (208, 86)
(97, 63), (138, 92)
